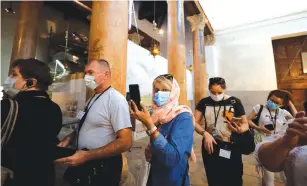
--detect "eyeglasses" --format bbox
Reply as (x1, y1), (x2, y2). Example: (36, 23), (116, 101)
(156, 74), (173, 81)
(209, 77), (225, 84)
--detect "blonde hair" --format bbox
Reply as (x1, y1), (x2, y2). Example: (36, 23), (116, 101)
(153, 76), (172, 90)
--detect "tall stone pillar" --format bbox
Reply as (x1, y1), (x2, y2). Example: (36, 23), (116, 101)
(187, 13), (208, 106)
(10, 1), (43, 70)
(88, 1), (128, 95)
(167, 0), (188, 105)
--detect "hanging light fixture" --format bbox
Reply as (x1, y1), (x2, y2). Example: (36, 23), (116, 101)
(150, 0), (160, 57)
(150, 44), (160, 57)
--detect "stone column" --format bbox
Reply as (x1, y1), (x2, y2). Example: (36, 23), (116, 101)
(187, 13), (208, 106)
(167, 0), (188, 105)
(88, 1), (128, 95)
(10, 1), (43, 70)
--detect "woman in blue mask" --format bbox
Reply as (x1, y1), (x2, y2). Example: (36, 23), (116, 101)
(1, 59), (62, 186)
(129, 74), (195, 186)
(247, 89), (294, 186)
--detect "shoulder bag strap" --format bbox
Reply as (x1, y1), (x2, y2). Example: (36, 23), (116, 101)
(255, 105), (264, 125)
(1, 99), (19, 148)
(202, 105), (207, 129)
(181, 160), (189, 186)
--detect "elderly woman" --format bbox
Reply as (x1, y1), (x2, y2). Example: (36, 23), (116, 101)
(130, 74), (195, 186)
(1, 59), (62, 186)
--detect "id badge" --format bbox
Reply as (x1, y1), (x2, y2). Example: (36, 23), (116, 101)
(219, 149), (231, 159)
(76, 111), (85, 120)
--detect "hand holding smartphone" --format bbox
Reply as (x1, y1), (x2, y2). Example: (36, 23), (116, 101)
(54, 147), (76, 160)
(264, 124), (275, 131)
(129, 84), (142, 111)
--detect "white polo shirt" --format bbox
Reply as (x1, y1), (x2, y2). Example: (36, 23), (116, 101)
(78, 88), (132, 150)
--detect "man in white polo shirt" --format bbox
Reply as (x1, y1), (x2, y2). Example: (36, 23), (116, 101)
(57, 59), (132, 186)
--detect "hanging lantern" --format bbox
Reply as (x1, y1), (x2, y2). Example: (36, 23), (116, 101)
(150, 44), (160, 57)
(188, 65), (193, 71)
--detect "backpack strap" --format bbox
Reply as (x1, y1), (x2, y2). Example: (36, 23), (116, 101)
(254, 105), (264, 125)
(1, 99), (19, 147)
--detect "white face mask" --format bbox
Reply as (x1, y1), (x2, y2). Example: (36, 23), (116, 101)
(84, 73), (104, 90)
(210, 93), (224, 102)
(3, 77), (21, 98)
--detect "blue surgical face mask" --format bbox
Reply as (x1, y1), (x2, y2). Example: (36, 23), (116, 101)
(267, 100), (279, 110)
(153, 91), (170, 107)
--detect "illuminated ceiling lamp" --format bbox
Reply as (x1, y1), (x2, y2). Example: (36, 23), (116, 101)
(150, 0), (160, 57)
(150, 43), (160, 57)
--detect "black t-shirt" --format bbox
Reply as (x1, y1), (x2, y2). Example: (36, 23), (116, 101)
(196, 96), (245, 142)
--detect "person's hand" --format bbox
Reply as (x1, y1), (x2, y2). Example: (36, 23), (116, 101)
(1, 166), (14, 185)
(145, 145), (152, 162)
(282, 111), (307, 148)
(203, 131), (217, 154)
(129, 100), (154, 130)
(57, 136), (71, 148)
(258, 126), (272, 135)
(227, 120), (249, 134)
(55, 150), (89, 167)
(287, 111), (307, 146)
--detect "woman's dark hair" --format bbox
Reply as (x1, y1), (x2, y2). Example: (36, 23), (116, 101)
(267, 89), (293, 106)
(11, 58), (53, 91)
(209, 77), (226, 89)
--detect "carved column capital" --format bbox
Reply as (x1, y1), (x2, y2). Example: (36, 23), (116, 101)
(204, 34), (215, 46)
(187, 13), (208, 32)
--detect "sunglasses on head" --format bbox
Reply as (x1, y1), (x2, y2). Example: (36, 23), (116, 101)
(156, 74), (173, 81)
(209, 77), (225, 84)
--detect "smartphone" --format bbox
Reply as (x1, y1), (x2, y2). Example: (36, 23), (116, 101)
(54, 147), (76, 160)
(264, 124), (274, 131)
(129, 84), (142, 111)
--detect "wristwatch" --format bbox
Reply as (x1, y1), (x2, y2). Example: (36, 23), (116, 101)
(146, 126), (157, 136)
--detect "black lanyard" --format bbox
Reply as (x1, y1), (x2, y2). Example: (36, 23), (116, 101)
(268, 109), (278, 133)
(213, 98), (225, 127)
(76, 86), (111, 147)
(213, 105), (222, 127)
(82, 86), (111, 119)
(85, 86), (110, 112)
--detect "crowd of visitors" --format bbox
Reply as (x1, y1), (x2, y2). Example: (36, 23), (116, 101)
(1, 58), (306, 186)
